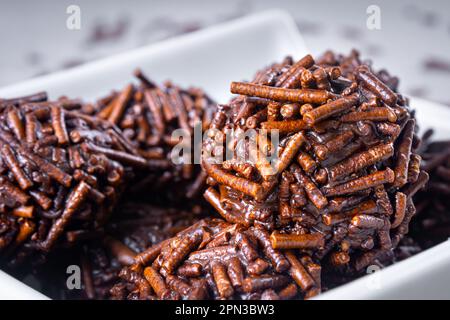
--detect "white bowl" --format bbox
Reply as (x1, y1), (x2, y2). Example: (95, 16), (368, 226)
(1, 10), (449, 300)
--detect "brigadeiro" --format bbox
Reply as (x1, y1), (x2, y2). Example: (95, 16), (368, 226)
(0, 93), (148, 265)
(201, 50), (428, 279)
(110, 217), (313, 300)
(30, 202), (205, 300)
(408, 130), (450, 248)
(81, 70), (217, 206)
(108, 50), (430, 300)
(1, 50), (436, 300)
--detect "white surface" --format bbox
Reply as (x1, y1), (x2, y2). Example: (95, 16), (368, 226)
(1, 0), (450, 106)
(0, 8), (308, 104)
(0, 9), (450, 300)
(0, 271), (48, 300)
(317, 240), (450, 300)
(411, 96), (450, 140)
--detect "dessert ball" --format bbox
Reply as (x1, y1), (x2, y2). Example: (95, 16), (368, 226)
(202, 50), (428, 275)
(409, 131), (450, 248)
(110, 217), (319, 300)
(0, 93), (148, 264)
(82, 70), (217, 206)
(34, 202), (205, 299)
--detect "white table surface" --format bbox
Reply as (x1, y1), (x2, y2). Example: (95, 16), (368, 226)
(1, 0), (450, 106)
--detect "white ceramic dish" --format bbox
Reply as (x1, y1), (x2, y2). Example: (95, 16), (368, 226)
(0, 10), (449, 300)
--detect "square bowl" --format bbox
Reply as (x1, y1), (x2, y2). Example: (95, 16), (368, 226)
(0, 10), (449, 300)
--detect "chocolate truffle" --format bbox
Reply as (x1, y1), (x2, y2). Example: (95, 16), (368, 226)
(202, 50), (428, 277)
(0, 93), (147, 264)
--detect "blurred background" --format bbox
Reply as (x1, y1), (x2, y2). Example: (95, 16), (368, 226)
(1, 0), (449, 105)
